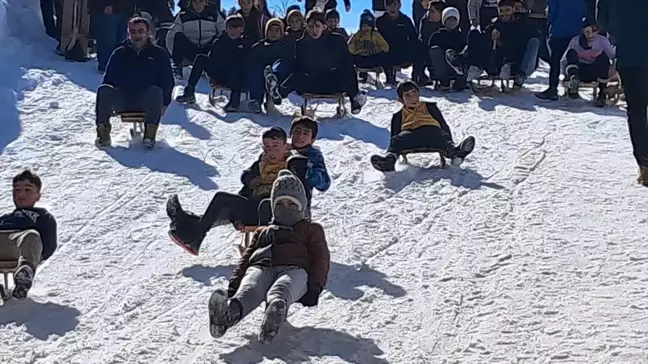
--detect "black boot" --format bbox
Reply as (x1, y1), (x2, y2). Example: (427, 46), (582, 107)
(370, 153), (397, 172)
(224, 92), (241, 112)
(166, 195), (205, 255)
(209, 290), (243, 338)
(12, 263), (34, 300)
(95, 123), (112, 147)
(176, 86), (196, 104)
(448, 136), (476, 166)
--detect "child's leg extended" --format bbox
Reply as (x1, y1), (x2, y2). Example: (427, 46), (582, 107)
(259, 266), (308, 343)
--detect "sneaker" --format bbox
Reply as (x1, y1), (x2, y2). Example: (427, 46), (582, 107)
(248, 100), (262, 114)
(466, 65), (482, 83)
(370, 154), (397, 172)
(535, 88), (558, 101)
(264, 70), (283, 106)
(450, 136), (476, 166)
(176, 85), (196, 103)
(568, 75), (580, 99)
(638, 166), (648, 186)
(446, 49), (464, 76)
(95, 123), (111, 147)
(12, 264), (34, 300)
(143, 124), (158, 148)
(351, 92), (366, 115)
(258, 299), (288, 344)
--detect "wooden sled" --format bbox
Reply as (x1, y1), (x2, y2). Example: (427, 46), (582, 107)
(471, 75), (515, 94)
(401, 148), (447, 168)
(208, 80), (250, 107)
(561, 78), (622, 107)
(116, 111), (145, 138)
(300, 93), (347, 119)
(357, 67), (384, 88)
(0, 260), (17, 302)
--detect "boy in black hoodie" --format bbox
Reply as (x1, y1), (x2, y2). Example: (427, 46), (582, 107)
(0, 170), (58, 299)
(418, 0), (444, 46)
(376, 0), (426, 85)
(325, 9), (349, 41)
(264, 10), (367, 115)
(428, 7), (467, 91)
(247, 18), (291, 113)
(176, 15), (253, 112)
(370, 80), (476, 172)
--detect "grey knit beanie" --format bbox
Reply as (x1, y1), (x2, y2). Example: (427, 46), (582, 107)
(271, 170), (308, 211)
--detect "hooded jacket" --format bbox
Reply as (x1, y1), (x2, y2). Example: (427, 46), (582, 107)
(294, 31), (350, 76)
(348, 29), (390, 56)
(376, 12), (418, 55)
(165, 8), (225, 54)
(230, 220), (330, 302)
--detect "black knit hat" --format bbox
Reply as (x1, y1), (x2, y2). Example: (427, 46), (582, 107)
(360, 10), (375, 28)
(290, 116), (319, 139)
(305, 10), (326, 25)
(396, 79), (419, 98)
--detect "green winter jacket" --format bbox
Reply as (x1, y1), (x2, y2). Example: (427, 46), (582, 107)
(597, 0), (648, 69)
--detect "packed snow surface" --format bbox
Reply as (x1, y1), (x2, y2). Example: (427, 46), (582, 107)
(1, 1), (648, 363)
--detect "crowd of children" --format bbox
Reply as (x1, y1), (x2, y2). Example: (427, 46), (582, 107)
(27, 0), (646, 344)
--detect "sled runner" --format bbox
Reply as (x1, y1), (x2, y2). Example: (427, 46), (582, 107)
(357, 67), (384, 88)
(0, 260), (17, 303)
(300, 93), (347, 119)
(117, 112), (146, 138)
(208, 80), (250, 107)
(561, 78), (622, 107)
(401, 148), (447, 168)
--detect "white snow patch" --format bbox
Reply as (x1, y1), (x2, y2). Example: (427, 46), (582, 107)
(1, 0), (648, 362)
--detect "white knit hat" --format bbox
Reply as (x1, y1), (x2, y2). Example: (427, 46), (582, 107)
(442, 7), (460, 25)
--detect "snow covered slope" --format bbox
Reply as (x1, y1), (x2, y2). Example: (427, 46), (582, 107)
(1, 2), (648, 363)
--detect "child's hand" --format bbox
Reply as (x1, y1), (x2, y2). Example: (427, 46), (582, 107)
(491, 29), (500, 41)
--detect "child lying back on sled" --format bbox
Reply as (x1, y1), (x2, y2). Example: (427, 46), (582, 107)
(166, 126), (302, 256)
(207, 169), (330, 344)
(370, 80), (476, 172)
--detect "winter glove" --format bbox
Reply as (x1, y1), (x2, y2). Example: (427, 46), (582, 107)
(287, 154), (309, 180)
(300, 286), (322, 307)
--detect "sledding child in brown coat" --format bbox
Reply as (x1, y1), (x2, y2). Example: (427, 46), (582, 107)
(207, 169), (330, 344)
(370, 80), (476, 172)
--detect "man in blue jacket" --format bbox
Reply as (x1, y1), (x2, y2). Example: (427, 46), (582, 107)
(95, 17), (175, 148)
(597, 0), (648, 185)
(535, 0), (586, 101)
(0, 170), (58, 300)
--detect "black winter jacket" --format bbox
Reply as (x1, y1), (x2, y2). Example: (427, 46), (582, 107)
(0, 208), (57, 261)
(294, 31), (351, 76)
(376, 12), (418, 54)
(208, 34), (254, 72)
(428, 27), (466, 52)
(249, 39), (291, 67)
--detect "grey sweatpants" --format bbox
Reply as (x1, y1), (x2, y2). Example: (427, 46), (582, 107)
(0, 230), (43, 270)
(234, 265), (308, 318)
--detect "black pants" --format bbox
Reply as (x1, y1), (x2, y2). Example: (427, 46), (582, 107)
(95, 84), (164, 126)
(187, 54), (246, 97)
(353, 53), (390, 71)
(547, 37), (572, 90)
(388, 126), (454, 155)
(199, 192), (270, 230)
(465, 30), (507, 75)
(385, 44), (425, 81)
(40, 0), (62, 40)
(429, 46), (463, 85)
(565, 49), (610, 88)
(619, 66), (648, 167)
(171, 32), (210, 67)
(283, 69), (360, 101)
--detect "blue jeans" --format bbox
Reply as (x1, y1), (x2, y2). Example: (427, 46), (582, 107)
(520, 38), (540, 79)
(94, 13), (128, 71)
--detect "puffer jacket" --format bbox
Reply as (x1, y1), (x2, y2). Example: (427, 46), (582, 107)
(347, 29), (390, 57)
(230, 220), (330, 299)
(165, 8), (225, 54)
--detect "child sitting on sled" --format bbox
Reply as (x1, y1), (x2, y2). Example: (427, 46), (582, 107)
(370, 80), (476, 172)
(166, 127), (303, 255)
(207, 169), (330, 344)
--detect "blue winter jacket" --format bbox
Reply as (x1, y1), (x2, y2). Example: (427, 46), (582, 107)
(297, 145), (331, 193)
(0, 207), (58, 261)
(547, 0), (586, 38)
(102, 40), (175, 106)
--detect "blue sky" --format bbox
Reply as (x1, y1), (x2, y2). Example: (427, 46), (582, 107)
(176, 0), (416, 30)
